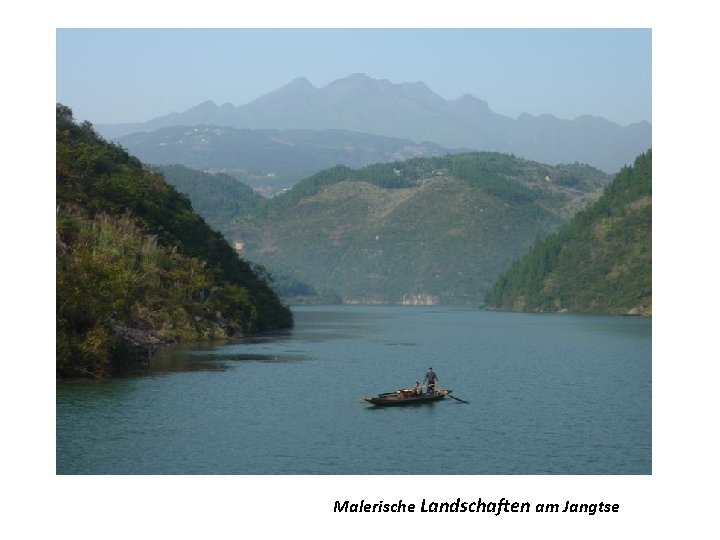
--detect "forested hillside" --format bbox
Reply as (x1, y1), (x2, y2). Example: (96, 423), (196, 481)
(485, 150), (651, 315)
(56, 105), (292, 378)
(227, 153), (610, 304)
(157, 164), (265, 231)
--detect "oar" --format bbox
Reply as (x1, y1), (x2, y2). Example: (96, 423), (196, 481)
(447, 394), (470, 404)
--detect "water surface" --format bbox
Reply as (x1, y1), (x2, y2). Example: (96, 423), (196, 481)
(56, 306), (651, 474)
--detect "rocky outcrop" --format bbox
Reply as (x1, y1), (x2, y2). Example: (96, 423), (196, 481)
(108, 321), (162, 375)
(401, 294), (439, 306)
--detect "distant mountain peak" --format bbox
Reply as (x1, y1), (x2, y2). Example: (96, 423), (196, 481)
(287, 76), (315, 88)
(260, 77), (318, 102)
(324, 72), (379, 90)
(173, 100), (220, 117)
(342, 72), (375, 82)
(396, 80), (439, 99)
(195, 100), (218, 109)
(95, 73), (651, 173)
(321, 73), (443, 105)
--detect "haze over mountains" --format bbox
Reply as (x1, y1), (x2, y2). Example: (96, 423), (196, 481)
(98, 73), (651, 175)
(117, 126), (452, 194)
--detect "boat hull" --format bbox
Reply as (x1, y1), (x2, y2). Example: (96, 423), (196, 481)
(364, 390), (451, 406)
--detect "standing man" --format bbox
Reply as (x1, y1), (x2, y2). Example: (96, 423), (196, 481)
(424, 367), (438, 395)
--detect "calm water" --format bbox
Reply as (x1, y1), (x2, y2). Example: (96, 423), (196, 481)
(56, 306), (651, 474)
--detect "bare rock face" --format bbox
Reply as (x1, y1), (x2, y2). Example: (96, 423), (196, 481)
(401, 294), (439, 306)
(108, 321), (162, 375)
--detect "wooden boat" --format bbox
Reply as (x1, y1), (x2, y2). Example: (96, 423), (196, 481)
(364, 388), (452, 406)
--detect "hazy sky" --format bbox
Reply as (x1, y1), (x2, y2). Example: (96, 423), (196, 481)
(56, 28), (651, 126)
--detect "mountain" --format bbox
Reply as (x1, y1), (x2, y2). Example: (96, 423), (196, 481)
(56, 105), (292, 378)
(156, 164), (265, 230)
(485, 150), (651, 315)
(116, 125), (454, 195)
(97, 73), (651, 173)
(224, 152), (611, 305)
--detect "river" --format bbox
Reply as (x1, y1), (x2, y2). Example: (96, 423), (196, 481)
(56, 306), (651, 474)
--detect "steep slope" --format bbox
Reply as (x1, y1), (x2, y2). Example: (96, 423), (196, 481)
(227, 153), (610, 305)
(156, 164), (265, 231)
(56, 105), (292, 378)
(485, 150), (651, 315)
(97, 73), (651, 173)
